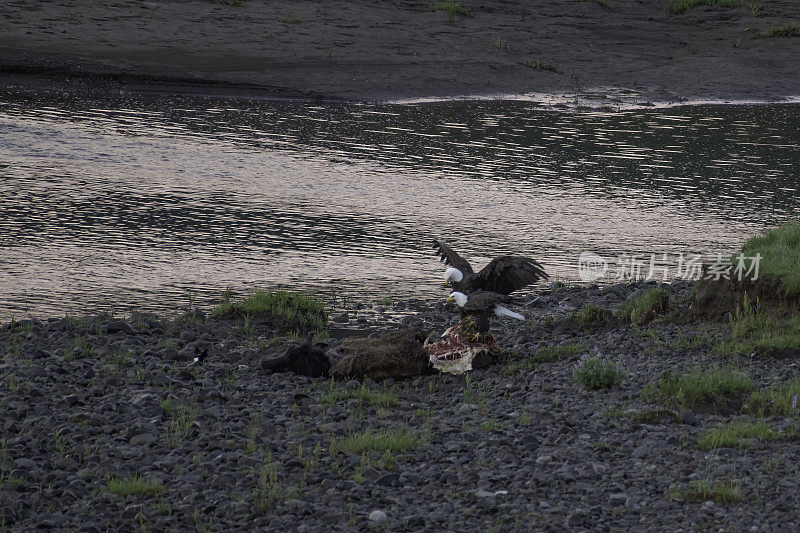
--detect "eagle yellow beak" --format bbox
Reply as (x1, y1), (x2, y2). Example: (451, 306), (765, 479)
(446, 295), (454, 303)
(444, 280), (451, 287)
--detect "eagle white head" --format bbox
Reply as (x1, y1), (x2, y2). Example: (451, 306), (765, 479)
(444, 267), (463, 286)
(446, 291), (468, 307)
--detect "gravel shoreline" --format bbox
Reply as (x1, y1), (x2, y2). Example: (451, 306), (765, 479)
(2, 1), (799, 104)
(2, 280), (799, 530)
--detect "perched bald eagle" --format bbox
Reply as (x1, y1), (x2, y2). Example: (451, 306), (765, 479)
(446, 289), (525, 342)
(447, 291), (525, 321)
(433, 240), (548, 295)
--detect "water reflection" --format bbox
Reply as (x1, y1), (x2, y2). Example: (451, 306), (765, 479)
(0, 92), (797, 320)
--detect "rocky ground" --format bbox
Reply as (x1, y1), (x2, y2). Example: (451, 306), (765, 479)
(2, 280), (799, 531)
(2, 0), (800, 105)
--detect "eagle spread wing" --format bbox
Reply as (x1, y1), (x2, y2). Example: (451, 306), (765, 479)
(432, 240), (474, 275)
(472, 256), (549, 295)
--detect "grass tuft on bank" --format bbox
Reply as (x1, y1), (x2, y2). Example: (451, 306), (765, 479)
(532, 343), (587, 363)
(714, 296), (800, 357)
(501, 343), (586, 376)
(738, 220), (800, 295)
(431, 1), (469, 24)
(746, 380), (800, 417)
(521, 59), (561, 73)
(574, 355), (626, 390)
(618, 287), (670, 326)
(642, 366), (752, 409)
(570, 304), (613, 330)
(333, 429), (426, 454)
(697, 420), (786, 450)
(575, 0), (614, 8)
(212, 289), (327, 334)
(667, 0), (738, 15)
(668, 479), (742, 504)
(107, 475), (164, 498)
(320, 383), (398, 407)
(757, 22), (800, 38)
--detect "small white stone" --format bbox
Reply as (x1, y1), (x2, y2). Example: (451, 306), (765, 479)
(368, 510), (387, 523)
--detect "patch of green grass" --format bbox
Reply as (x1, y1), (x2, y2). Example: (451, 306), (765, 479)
(713, 296), (800, 356)
(697, 420), (785, 450)
(575, 0), (613, 8)
(158, 337), (178, 351)
(462, 374), (487, 413)
(320, 383), (398, 407)
(641, 327), (717, 355)
(164, 404), (198, 448)
(193, 510), (214, 533)
(642, 366), (752, 409)
(380, 450), (397, 471)
(243, 422), (260, 455)
(528, 314), (557, 329)
(107, 475), (164, 498)
(108, 350), (134, 370)
(236, 315), (256, 338)
(667, 0), (738, 15)
(757, 22), (800, 38)
(501, 343), (587, 376)
(629, 408), (681, 425)
(212, 289), (327, 335)
(521, 59), (561, 73)
(481, 421), (504, 432)
(632, 326), (661, 340)
(664, 329), (714, 350)
(500, 360), (528, 377)
(252, 460), (295, 513)
(160, 398), (173, 413)
(4, 374), (18, 394)
(617, 287), (670, 326)
(573, 356), (626, 390)
(668, 479), (742, 504)
(738, 220), (800, 294)
(281, 15), (302, 24)
(491, 36), (508, 50)
(746, 379), (800, 417)
(570, 304), (613, 329)
(743, 0), (761, 17)
(53, 432), (68, 458)
(334, 429), (425, 454)
(431, 1), (469, 24)
(532, 343), (586, 363)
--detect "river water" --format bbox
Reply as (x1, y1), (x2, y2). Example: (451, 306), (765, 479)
(0, 92), (797, 320)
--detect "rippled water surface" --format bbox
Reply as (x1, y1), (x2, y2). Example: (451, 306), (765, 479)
(1, 92), (798, 320)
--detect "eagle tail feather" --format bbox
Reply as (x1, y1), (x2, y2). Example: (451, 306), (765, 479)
(495, 306), (524, 320)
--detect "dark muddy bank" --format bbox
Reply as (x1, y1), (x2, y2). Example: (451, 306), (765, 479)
(2, 280), (800, 530)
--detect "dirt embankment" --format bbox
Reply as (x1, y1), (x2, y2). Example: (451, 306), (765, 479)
(1, 0), (799, 103)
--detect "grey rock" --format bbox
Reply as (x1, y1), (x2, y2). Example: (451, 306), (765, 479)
(38, 514), (69, 527)
(375, 473), (399, 486)
(368, 510), (387, 523)
(129, 433), (156, 446)
(14, 458), (37, 469)
(681, 410), (698, 426)
(107, 320), (135, 334)
(130, 393), (156, 406)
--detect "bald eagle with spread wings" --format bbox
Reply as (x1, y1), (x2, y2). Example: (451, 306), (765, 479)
(426, 241), (549, 373)
(433, 240), (549, 295)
